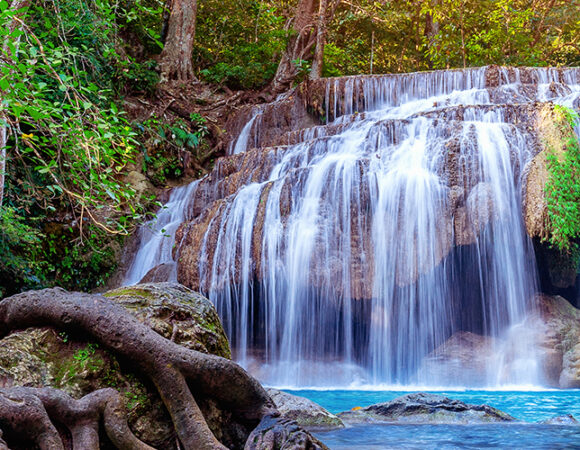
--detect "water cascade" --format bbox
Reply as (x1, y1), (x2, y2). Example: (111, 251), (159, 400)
(124, 66), (580, 387)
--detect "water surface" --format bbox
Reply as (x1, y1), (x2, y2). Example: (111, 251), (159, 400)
(285, 389), (580, 449)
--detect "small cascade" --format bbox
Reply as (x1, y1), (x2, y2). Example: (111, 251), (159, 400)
(124, 66), (580, 388)
(228, 108), (263, 155)
(124, 181), (199, 285)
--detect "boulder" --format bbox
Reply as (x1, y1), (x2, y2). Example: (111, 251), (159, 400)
(266, 388), (344, 430)
(337, 393), (516, 424)
(244, 415), (329, 450)
(104, 283), (231, 358)
(0, 283), (232, 449)
(534, 294), (580, 388)
(417, 331), (497, 386)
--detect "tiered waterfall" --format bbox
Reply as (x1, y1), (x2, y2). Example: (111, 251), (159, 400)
(125, 66), (580, 387)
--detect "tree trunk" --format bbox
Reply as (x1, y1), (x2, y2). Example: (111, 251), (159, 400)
(159, 0), (197, 82)
(309, 0), (328, 80)
(269, 0), (319, 93)
(0, 0), (31, 207)
(424, 3), (439, 70)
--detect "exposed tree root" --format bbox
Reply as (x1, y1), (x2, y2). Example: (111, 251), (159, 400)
(0, 387), (153, 449)
(0, 288), (285, 449)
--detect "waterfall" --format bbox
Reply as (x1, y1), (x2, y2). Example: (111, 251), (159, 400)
(124, 181), (199, 285)
(124, 66), (580, 388)
(228, 108), (263, 155)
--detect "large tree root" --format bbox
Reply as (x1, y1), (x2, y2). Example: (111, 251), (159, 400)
(0, 288), (286, 449)
(0, 387), (153, 449)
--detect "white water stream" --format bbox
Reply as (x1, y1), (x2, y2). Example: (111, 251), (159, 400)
(124, 67), (580, 388)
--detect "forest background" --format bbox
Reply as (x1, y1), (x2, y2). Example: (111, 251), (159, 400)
(0, 0), (578, 297)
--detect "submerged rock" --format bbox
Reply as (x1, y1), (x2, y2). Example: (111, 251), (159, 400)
(338, 393), (516, 424)
(266, 388), (344, 430)
(540, 414), (579, 425)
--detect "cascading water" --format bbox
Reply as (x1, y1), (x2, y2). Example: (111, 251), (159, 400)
(124, 66), (580, 388)
(124, 181), (199, 285)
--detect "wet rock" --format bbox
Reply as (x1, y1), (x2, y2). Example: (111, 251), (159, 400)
(139, 262), (176, 283)
(173, 69), (577, 305)
(534, 294), (580, 387)
(560, 342), (580, 388)
(338, 393), (515, 424)
(266, 388), (344, 430)
(454, 183), (497, 246)
(244, 415), (329, 450)
(0, 283), (232, 449)
(417, 332), (497, 386)
(540, 414), (579, 425)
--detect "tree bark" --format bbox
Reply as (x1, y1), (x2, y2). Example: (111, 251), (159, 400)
(0, 387), (154, 450)
(159, 0), (198, 82)
(309, 0), (328, 80)
(269, 0), (319, 93)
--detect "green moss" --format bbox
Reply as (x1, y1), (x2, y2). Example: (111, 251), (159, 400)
(104, 287), (156, 299)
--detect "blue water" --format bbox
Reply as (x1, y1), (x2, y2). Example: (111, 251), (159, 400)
(284, 390), (580, 449)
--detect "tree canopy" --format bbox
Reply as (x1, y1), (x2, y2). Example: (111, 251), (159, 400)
(0, 0), (579, 297)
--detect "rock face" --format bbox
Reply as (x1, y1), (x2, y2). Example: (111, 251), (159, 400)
(534, 294), (580, 388)
(417, 332), (498, 386)
(0, 283), (232, 449)
(173, 66), (579, 298)
(418, 295), (580, 388)
(266, 388), (344, 430)
(337, 393), (515, 424)
(523, 104), (579, 292)
(125, 66), (579, 386)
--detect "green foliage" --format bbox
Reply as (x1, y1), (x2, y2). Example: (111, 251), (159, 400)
(0, 0), (156, 295)
(42, 224), (123, 290)
(0, 206), (43, 297)
(113, 58), (160, 95)
(196, 1), (287, 89)
(325, 0), (580, 75)
(2, 0), (147, 233)
(139, 114), (209, 186)
(544, 105), (580, 253)
(115, 0), (164, 51)
(73, 342), (99, 364)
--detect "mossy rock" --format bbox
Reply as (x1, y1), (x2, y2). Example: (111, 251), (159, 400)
(0, 282), (232, 448)
(104, 282), (231, 359)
